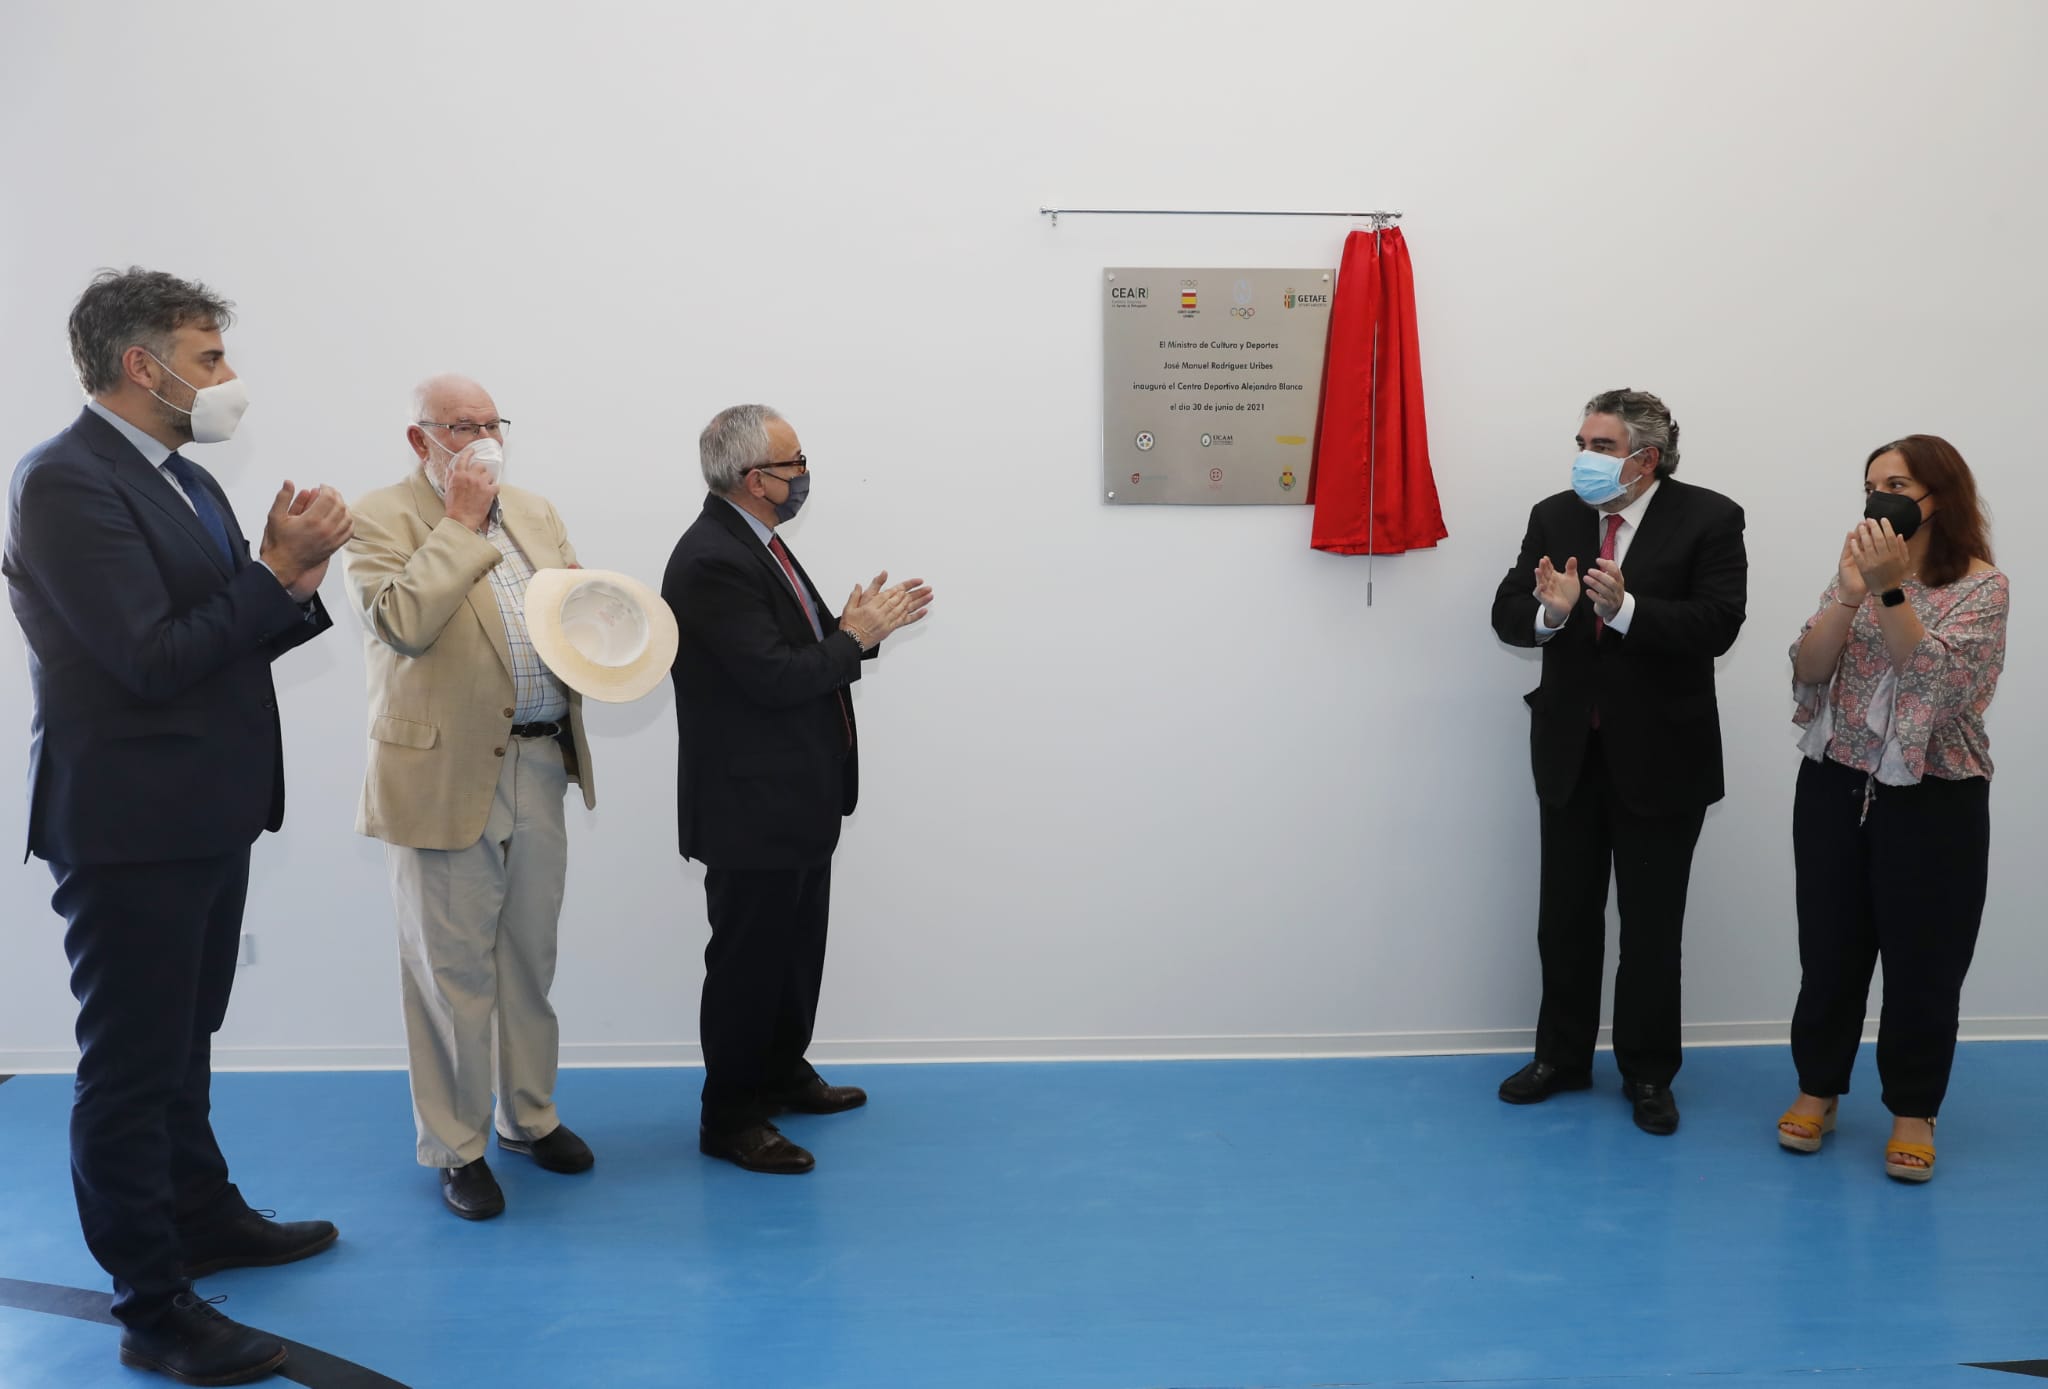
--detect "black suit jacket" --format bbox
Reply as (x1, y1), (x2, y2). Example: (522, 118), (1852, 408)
(1490, 479), (1747, 816)
(662, 495), (876, 870)
(4, 407), (331, 865)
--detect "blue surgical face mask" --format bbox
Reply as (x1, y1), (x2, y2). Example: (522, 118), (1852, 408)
(1572, 448), (1641, 506)
(766, 469), (809, 523)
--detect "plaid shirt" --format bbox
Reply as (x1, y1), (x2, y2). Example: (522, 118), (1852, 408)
(481, 507), (570, 723)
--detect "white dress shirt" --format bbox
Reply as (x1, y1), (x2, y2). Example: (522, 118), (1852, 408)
(1536, 478), (1661, 641)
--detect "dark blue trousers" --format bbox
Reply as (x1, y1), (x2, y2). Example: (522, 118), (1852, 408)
(51, 849), (256, 1327)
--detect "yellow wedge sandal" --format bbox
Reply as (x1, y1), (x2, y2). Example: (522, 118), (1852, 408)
(1777, 1099), (1838, 1153)
(1885, 1118), (1936, 1183)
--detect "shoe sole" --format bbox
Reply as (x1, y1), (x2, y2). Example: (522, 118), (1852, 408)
(119, 1346), (289, 1386)
(496, 1136), (595, 1174)
(181, 1226), (339, 1280)
(698, 1138), (815, 1175)
(1778, 1114), (1836, 1154)
(1885, 1160), (1935, 1183)
(1498, 1077), (1593, 1105)
(774, 1096), (868, 1116)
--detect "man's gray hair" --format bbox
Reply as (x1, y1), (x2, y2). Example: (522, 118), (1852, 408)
(68, 267), (236, 396)
(699, 404), (784, 493)
(1583, 388), (1681, 477)
(409, 373), (489, 424)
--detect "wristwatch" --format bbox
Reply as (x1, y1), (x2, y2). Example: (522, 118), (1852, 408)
(1880, 587), (1907, 607)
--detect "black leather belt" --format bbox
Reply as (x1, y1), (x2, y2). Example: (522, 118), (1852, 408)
(509, 721), (564, 739)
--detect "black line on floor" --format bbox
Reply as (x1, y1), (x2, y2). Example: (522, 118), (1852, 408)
(0, 1276), (412, 1387)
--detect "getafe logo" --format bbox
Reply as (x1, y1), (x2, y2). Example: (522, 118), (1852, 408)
(1284, 287), (1330, 309)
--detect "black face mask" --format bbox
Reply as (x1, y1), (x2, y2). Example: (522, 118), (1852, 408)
(1863, 490), (1924, 542)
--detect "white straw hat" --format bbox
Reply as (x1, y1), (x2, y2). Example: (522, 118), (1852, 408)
(523, 568), (678, 703)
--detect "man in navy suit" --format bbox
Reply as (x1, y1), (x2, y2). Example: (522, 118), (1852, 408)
(662, 405), (932, 1175)
(4, 269), (353, 1385)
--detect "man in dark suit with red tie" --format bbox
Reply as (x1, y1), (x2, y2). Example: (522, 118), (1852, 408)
(5, 269), (352, 1384)
(1489, 389), (1747, 1135)
(662, 404), (932, 1174)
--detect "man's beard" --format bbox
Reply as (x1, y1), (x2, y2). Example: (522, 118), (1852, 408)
(153, 385), (197, 443)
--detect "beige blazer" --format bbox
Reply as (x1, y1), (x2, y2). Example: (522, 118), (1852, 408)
(343, 468), (596, 850)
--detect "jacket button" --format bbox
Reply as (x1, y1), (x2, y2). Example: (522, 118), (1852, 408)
(494, 747), (505, 757)
(503, 707), (514, 718)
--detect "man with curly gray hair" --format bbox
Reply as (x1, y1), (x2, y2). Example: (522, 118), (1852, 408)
(1488, 387), (1747, 1137)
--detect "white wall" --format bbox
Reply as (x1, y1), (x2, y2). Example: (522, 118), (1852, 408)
(2, 0), (2043, 1071)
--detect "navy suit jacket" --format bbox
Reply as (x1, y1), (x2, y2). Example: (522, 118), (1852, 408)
(662, 495), (876, 871)
(4, 406), (331, 865)
(1489, 478), (1747, 816)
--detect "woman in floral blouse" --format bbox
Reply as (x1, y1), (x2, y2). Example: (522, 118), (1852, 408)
(1776, 435), (2006, 1182)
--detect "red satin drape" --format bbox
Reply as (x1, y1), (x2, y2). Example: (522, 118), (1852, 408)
(1308, 226), (1447, 555)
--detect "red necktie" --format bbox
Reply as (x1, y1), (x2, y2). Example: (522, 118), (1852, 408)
(767, 534), (852, 750)
(1590, 513), (1624, 730)
(1593, 513), (1624, 636)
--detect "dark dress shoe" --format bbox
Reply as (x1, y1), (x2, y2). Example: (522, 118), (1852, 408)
(119, 1292), (288, 1385)
(1624, 1081), (1680, 1135)
(499, 1123), (595, 1173)
(771, 1078), (868, 1115)
(699, 1121), (815, 1174)
(1498, 1060), (1594, 1105)
(441, 1157), (506, 1220)
(181, 1210), (338, 1279)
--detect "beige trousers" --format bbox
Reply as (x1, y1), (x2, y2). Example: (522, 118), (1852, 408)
(387, 735), (569, 1168)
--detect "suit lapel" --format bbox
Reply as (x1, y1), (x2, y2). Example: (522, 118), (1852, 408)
(1622, 479), (1684, 582)
(704, 495), (819, 636)
(410, 468), (514, 680)
(80, 410), (236, 579)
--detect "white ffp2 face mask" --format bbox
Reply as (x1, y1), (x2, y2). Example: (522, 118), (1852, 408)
(147, 352), (250, 444)
(423, 431), (506, 483)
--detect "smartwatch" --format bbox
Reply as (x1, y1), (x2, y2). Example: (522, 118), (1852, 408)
(1880, 588), (1907, 608)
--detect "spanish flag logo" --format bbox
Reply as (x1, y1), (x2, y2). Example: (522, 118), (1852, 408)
(1181, 289), (1197, 310)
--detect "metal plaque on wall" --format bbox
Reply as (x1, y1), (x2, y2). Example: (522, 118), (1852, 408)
(1102, 266), (1335, 505)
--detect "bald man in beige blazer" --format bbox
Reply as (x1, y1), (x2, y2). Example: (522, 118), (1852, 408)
(343, 374), (596, 1221)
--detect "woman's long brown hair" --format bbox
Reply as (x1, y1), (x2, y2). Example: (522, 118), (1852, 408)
(1865, 435), (1993, 588)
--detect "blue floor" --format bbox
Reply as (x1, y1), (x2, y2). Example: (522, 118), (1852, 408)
(2, 1045), (2045, 1389)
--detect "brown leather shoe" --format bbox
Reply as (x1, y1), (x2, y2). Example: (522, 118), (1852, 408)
(771, 1078), (868, 1115)
(699, 1121), (816, 1174)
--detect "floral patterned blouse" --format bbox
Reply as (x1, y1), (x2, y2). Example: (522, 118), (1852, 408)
(1791, 569), (2009, 784)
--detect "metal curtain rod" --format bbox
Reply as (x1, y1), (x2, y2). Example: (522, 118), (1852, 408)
(1041, 207), (1400, 228)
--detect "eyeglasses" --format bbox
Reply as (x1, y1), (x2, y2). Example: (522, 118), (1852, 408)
(750, 453), (808, 476)
(418, 419), (511, 440)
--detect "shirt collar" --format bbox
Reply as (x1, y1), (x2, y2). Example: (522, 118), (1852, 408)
(85, 398), (175, 469)
(720, 495), (776, 548)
